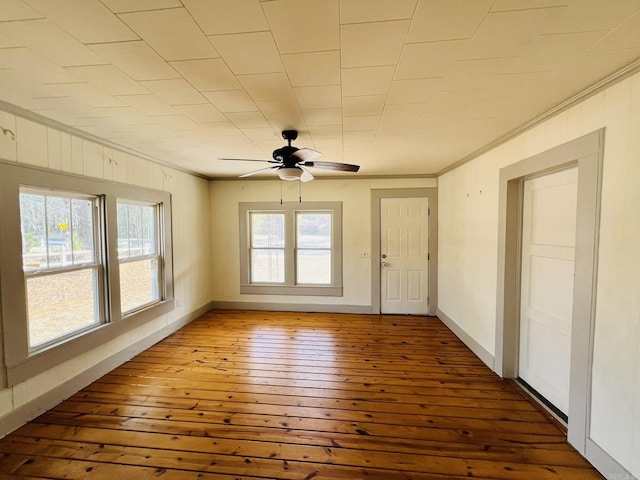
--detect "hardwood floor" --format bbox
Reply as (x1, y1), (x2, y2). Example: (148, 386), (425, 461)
(0, 310), (603, 479)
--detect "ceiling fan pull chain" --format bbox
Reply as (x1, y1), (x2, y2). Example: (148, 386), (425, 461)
(280, 180), (283, 205)
(298, 180), (302, 203)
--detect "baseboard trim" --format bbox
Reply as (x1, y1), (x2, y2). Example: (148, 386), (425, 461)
(0, 301), (214, 438)
(436, 308), (495, 370)
(210, 301), (374, 314)
(585, 438), (637, 480)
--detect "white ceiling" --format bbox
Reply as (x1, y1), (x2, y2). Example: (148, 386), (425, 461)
(1, 0), (640, 179)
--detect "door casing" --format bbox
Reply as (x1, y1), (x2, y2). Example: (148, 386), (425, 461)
(371, 188), (438, 315)
(495, 129), (603, 455)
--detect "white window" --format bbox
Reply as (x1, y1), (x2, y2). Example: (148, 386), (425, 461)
(117, 201), (161, 314)
(20, 189), (104, 349)
(0, 162), (174, 386)
(240, 202), (342, 296)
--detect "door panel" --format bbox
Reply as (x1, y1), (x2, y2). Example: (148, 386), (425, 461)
(519, 167), (578, 416)
(381, 197), (429, 314)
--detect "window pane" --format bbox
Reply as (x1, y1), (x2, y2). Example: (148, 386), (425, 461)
(26, 269), (100, 347)
(251, 249), (284, 283)
(120, 258), (160, 314)
(20, 194), (47, 270)
(71, 198), (95, 264)
(118, 202), (157, 259)
(46, 196), (72, 268)
(297, 250), (331, 284)
(251, 213), (284, 248)
(297, 213), (331, 248)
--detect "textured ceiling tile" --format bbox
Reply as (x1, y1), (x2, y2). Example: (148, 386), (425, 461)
(0, 47), (80, 83)
(303, 108), (342, 126)
(117, 94), (178, 115)
(101, 0), (181, 13)
(340, 0), (417, 23)
(175, 103), (227, 123)
(237, 73), (296, 101)
(140, 78), (207, 105)
(256, 99), (303, 120)
(90, 41), (178, 81)
(544, 0), (640, 34)
(395, 40), (467, 80)
(342, 66), (395, 96)
(407, 0), (493, 43)
(460, 8), (569, 60)
(343, 115), (380, 131)
(226, 111), (271, 128)
(183, 0), (268, 34)
(282, 51), (340, 86)
(589, 11), (640, 51)
(294, 85), (341, 109)
(491, 0), (570, 11)
(0, 0), (43, 21)
(66, 65), (148, 95)
(170, 58), (241, 91)
(387, 78), (444, 104)
(42, 83), (126, 108)
(0, 19), (104, 67)
(342, 95), (386, 116)
(23, 0), (137, 43)
(341, 20), (410, 67)
(203, 90), (258, 113)
(263, 0), (339, 54)
(120, 8), (219, 61)
(210, 32), (283, 75)
(508, 31), (607, 73)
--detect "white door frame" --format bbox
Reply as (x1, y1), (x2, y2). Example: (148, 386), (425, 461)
(371, 188), (438, 315)
(495, 130), (603, 456)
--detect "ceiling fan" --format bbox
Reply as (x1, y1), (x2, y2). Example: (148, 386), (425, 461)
(219, 130), (360, 182)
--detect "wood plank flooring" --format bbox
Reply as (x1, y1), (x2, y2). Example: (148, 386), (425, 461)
(0, 310), (603, 479)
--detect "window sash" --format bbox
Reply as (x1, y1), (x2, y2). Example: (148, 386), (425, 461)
(239, 202), (342, 296)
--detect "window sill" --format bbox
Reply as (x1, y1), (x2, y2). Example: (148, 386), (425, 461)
(240, 284), (343, 297)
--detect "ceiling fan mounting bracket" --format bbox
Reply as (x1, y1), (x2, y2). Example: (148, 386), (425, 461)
(282, 130), (298, 142)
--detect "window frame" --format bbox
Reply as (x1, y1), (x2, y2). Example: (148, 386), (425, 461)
(239, 202), (343, 296)
(20, 187), (106, 350)
(117, 199), (163, 315)
(0, 161), (174, 386)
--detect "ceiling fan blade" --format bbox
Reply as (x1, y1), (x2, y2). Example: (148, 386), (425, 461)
(291, 148), (322, 163)
(302, 160), (360, 172)
(239, 166), (278, 178)
(299, 166), (314, 183)
(219, 157), (278, 164)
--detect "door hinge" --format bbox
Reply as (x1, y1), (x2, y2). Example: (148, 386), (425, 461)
(428, 252), (430, 260)
(428, 207), (431, 216)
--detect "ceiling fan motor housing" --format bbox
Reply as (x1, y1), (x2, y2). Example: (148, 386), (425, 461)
(272, 145), (299, 166)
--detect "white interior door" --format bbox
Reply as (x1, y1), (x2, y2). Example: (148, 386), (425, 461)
(519, 167), (578, 416)
(380, 197), (429, 315)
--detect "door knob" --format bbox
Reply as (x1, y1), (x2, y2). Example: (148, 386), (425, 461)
(382, 262), (389, 267)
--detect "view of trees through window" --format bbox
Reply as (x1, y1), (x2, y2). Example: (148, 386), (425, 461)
(249, 211), (332, 285)
(19, 190), (101, 348)
(117, 201), (160, 314)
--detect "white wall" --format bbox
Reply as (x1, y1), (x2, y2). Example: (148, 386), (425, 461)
(210, 177), (436, 309)
(0, 110), (212, 427)
(438, 72), (640, 477)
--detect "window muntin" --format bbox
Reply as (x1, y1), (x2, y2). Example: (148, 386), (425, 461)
(117, 201), (161, 314)
(19, 189), (103, 348)
(296, 212), (332, 285)
(249, 212), (285, 283)
(240, 202), (342, 296)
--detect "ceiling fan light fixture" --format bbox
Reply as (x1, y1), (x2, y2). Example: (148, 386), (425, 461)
(277, 167), (303, 181)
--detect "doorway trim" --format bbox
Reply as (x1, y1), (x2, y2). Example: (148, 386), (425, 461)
(371, 188), (438, 315)
(495, 129), (604, 455)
